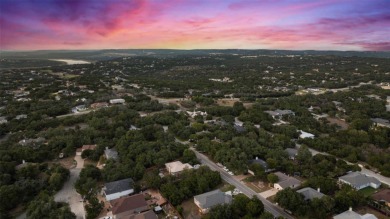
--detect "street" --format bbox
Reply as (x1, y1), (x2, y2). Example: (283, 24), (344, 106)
(190, 148), (294, 219)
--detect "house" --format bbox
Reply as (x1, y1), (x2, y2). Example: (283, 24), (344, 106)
(90, 102), (108, 109)
(338, 172), (381, 190)
(194, 189), (232, 213)
(72, 105), (87, 113)
(333, 208), (378, 219)
(274, 172), (301, 190)
(105, 147), (119, 160)
(297, 187), (325, 201)
(165, 161), (193, 175)
(285, 148), (298, 160)
(15, 114), (28, 120)
(110, 98), (126, 104)
(128, 210), (158, 219)
(371, 118), (390, 128)
(248, 157), (273, 174)
(234, 124), (246, 133)
(372, 189), (390, 207)
(76, 144), (97, 155)
(265, 109), (295, 119)
(110, 194), (149, 219)
(104, 178), (134, 201)
(299, 130), (315, 139)
(186, 111), (207, 118)
(18, 137), (45, 147)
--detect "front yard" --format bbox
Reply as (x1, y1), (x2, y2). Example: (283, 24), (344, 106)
(243, 176), (272, 193)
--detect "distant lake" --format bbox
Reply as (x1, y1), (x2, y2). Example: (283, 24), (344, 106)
(50, 59), (90, 65)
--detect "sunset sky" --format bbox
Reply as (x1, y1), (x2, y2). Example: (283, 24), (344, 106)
(1, 0), (389, 51)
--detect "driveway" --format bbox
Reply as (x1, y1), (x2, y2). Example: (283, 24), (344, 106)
(259, 188), (278, 199)
(54, 155), (85, 219)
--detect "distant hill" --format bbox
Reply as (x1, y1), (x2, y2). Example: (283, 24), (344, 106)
(0, 49), (389, 69)
(1, 49), (389, 60)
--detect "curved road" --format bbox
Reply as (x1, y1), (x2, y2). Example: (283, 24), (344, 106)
(54, 155), (85, 219)
(190, 148), (294, 219)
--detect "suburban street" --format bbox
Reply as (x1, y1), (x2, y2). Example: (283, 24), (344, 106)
(54, 155), (85, 219)
(190, 148), (294, 219)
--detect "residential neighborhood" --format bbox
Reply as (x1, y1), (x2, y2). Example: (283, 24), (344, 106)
(1, 49), (390, 219)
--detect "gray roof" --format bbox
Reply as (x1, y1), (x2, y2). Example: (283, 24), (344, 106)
(104, 178), (134, 195)
(265, 109), (295, 117)
(249, 158), (268, 170)
(371, 118), (390, 127)
(297, 187), (325, 200)
(275, 109), (295, 115)
(339, 172), (381, 189)
(105, 148), (119, 160)
(285, 148), (298, 158)
(277, 178), (301, 189)
(234, 125), (246, 133)
(194, 189), (232, 209)
(274, 172), (301, 189)
(333, 209), (377, 219)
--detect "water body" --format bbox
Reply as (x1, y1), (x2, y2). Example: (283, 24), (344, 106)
(50, 59), (90, 65)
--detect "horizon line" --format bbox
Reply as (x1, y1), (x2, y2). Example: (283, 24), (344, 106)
(1, 48), (389, 53)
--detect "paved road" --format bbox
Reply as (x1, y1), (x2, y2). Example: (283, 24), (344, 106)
(296, 144), (390, 186)
(190, 148), (294, 219)
(54, 155), (85, 219)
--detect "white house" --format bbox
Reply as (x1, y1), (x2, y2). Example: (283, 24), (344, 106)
(103, 178), (134, 201)
(299, 130), (315, 139)
(109, 98), (126, 104)
(165, 161), (193, 175)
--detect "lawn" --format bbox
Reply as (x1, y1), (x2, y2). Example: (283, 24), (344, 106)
(359, 187), (378, 197)
(243, 177), (271, 193)
(219, 183), (235, 192)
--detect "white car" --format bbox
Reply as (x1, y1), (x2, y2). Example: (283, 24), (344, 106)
(228, 171), (234, 175)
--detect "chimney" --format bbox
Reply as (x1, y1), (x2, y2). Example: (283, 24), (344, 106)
(317, 188), (320, 193)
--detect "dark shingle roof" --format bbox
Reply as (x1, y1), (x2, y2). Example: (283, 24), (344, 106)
(297, 187), (325, 200)
(105, 178), (134, 195)
(285, 148), (298, 157)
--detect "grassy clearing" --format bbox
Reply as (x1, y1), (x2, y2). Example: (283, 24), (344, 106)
(359, 187), (378, 197)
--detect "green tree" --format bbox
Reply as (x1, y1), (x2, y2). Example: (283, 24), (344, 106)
(27, 192), (76, 219)
(296, 145), (312, 164)
(85, 196), (103, 219)
(275, 188), (305, 212)
(267, 173), (278, 184)
(246, 196), (264, 217)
